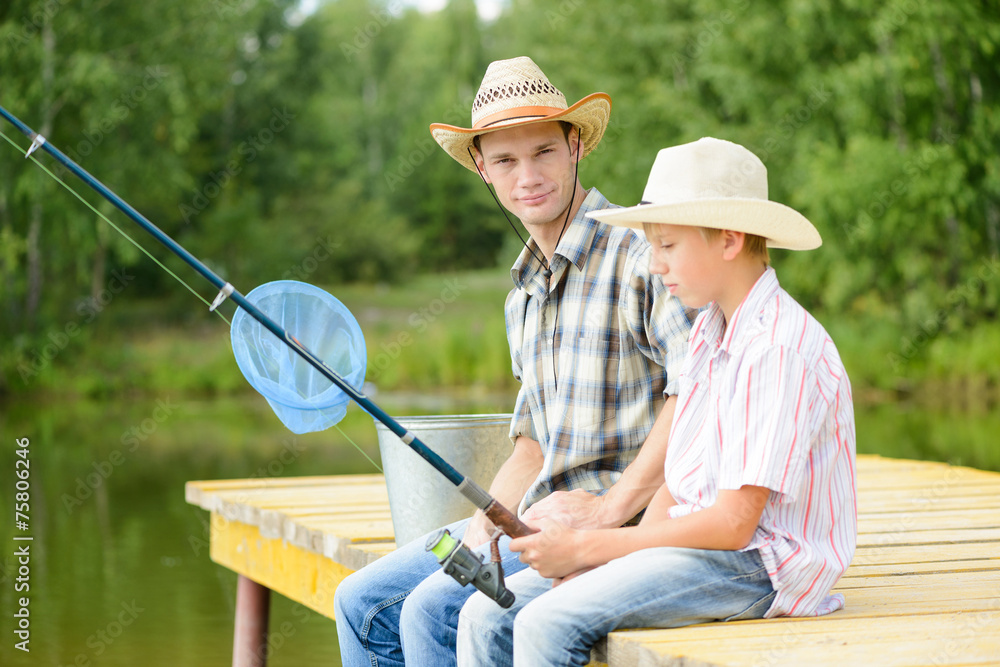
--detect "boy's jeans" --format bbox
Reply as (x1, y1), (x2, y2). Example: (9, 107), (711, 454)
(334, 518), (530, 666)
(457, 546), (776, 667)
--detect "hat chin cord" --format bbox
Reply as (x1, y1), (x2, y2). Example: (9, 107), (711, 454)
(468, 128), (581, 282)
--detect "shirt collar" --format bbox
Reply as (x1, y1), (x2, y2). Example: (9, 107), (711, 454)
(510, 187), (611, 291)
(695, 267), (781, 355)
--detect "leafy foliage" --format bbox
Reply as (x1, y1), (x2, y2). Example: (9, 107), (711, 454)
(1, 0), (998, 394)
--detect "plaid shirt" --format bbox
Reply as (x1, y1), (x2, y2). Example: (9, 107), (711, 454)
(506, 188), (696, 513)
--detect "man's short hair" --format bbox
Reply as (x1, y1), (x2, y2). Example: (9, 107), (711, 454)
(472, 120), (576, 157)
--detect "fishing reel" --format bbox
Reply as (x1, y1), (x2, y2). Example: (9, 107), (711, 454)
(426, 528), (515, 608)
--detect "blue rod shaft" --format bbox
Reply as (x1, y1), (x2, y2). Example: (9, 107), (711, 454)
(0, 104), (466, 488)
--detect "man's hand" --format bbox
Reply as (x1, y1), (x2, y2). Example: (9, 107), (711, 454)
(521, 489), (607, 529)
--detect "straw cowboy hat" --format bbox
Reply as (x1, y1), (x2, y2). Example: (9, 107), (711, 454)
(430, 56), (611, 172)
(587, 137), (822, 250)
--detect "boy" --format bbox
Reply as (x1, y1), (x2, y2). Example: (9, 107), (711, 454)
(457, 137), (858, 666)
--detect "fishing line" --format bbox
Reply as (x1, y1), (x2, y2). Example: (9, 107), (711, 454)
(3, 104), (533, 606)
(0, 126), (379, 471)
(0, 127), (230, 323)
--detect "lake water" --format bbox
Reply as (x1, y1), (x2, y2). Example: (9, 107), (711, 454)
(1, 391), (998, 666)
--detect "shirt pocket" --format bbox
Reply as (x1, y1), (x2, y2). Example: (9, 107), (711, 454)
(565, 329), (620, 430)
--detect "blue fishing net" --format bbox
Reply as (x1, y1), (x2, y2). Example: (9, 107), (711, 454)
(230, 281), (366, 434)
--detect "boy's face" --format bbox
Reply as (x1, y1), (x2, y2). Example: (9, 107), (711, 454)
(646, 224), (723, 309)
(473, 122), (580, 231)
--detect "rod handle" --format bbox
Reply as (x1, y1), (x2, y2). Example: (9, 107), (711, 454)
(483, 499), (537, 538)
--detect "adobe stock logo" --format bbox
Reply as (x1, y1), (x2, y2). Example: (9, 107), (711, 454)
(60, 398), (177, 513)
(368, 277), (467, 380)
(179, 107), (295, 223)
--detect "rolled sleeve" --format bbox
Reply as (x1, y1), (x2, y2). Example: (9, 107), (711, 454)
(505, 286), (534, 444)
(509, 384), (536, 445)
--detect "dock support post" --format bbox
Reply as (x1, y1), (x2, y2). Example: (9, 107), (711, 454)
(233, 574), (271, 667)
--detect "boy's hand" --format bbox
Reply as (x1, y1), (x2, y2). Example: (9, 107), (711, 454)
(521, 489), (606, 529)
(552, 566), (597, 587)
(510, 517), (587, 579)
(462, 510), (495, 548)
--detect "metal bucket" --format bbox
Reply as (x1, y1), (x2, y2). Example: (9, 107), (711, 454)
(375, 414), (513, 547)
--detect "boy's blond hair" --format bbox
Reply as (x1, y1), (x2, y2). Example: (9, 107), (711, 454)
(699, 227), (770, 265)
(643, 223), (770, 265)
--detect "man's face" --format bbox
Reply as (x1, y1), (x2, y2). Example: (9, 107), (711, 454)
(473, 122), (580, 231)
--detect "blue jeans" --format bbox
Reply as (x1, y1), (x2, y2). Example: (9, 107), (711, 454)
(457, 546), (776, 667)
(334, 518), (530, 666)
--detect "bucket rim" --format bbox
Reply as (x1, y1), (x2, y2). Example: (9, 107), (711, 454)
(373, 413), (513, 431)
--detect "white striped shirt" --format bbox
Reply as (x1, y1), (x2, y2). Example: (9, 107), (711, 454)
(664, 267), (857, 618)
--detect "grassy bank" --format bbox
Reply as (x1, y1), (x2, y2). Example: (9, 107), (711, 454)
(4, 268), (999, 412)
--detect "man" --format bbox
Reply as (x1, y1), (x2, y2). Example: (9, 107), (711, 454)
(333, 56), (695, 666)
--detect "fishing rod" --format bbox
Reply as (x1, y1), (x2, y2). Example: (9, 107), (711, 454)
(0, 104), (532, 606)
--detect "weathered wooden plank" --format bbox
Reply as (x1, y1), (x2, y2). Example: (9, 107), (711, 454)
(854, 493), (1000, 514)
(857, 469), (999, 485)
(604, 602), (1000, 666)
(858, 487), (1000, 510)
(190, 483), (389, 513)
(833, 568), (1000, 590)
(208, 490), (389, 526)
(626, 610), (1000, 667)
(834, 582), (1000, 612)
(259, 508), (392, 546)
(185, 474), (384, 508)
(857, 508), (1000, 536)
(851, 540), (1000, 566)
(839, 558), (999, 578)
(601, 580), (1000, 661)
(855, 526), (1000, 547)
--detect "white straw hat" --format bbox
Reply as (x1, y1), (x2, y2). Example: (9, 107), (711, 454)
(587, 137), (822, 250)
(430, 56), (611, 172)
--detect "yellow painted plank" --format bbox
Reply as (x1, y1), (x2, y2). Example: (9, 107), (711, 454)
(208, 511), (352, 620)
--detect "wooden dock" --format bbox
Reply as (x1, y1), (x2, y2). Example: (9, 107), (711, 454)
(185, 455), (1000, 666)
